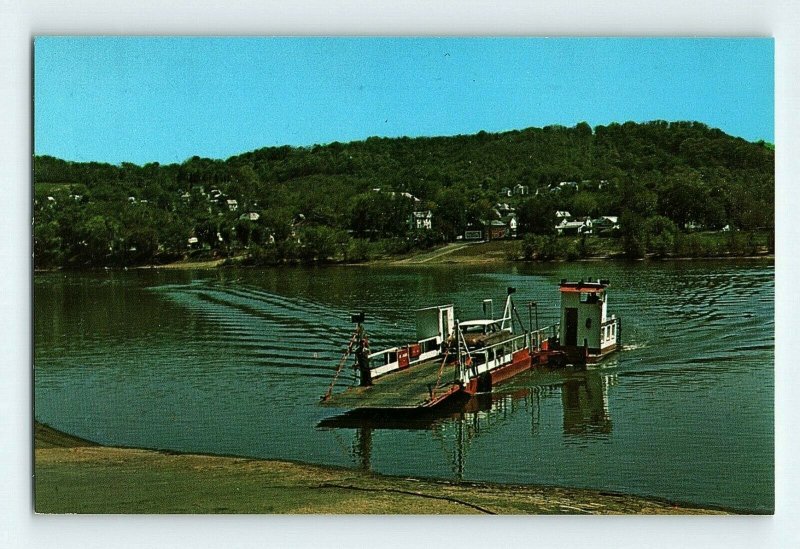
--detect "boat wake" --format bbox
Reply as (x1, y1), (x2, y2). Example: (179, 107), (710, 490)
(149, 281), (409, 379)
(621, 343), (647, 352)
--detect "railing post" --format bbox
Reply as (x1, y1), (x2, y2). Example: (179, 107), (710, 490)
(455, 319), (461, 383)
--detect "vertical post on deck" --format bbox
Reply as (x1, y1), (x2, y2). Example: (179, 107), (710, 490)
(351, 312), (371, 387)
(455, 319), (461, 383)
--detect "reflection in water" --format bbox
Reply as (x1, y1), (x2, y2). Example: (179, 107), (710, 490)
(561, 373), (615, 437)
(353, 427), (372, 471)
(320, 370), (616, 475)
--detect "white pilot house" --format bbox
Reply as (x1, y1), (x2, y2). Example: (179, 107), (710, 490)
(557, 279), (621, 363)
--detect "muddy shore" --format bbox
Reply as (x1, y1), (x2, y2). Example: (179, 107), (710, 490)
(34, 422), (727, 515)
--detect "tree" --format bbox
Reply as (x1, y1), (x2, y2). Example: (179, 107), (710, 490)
(260, 208), (294, 242)
(349, 192), (412, 240)
(619, 211), (647, 258)
(230, 165), (261, 208)
(466, 195), (495, 225)
(298, 226), (350, 263)
(644, 216), (678, 257)
(517, 196), (556, 235)
(657, 170), (706, 228)
(432, 188), (468, 240)
(34, 220), (62, 267)
(619, 179), (657, 218)
(235, 218), (253, 247)
(161, 217), (191, 254)
(574, 121), (593, 138)
(80, 215), (119, 264)
(195, 216), (219, 249)
(349, 193), (381, 239)
(570, 192), (600, 218)
(124, 228), (159, 263)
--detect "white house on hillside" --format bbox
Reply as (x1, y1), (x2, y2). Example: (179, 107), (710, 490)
(556, 217), (592, 235)
(513, 183), (530, 196)
(409, 210), (433, 230)
(505, 214), (518, 238)
(591, 216), (620, 235)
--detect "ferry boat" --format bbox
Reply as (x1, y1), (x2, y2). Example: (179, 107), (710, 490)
(321, 279), (621, 411)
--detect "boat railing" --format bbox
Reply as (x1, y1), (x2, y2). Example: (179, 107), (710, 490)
(457, 332), (530, 384)
(530, 323), (560, 350)
(600, 316), (620, 348)
(367, 336), (442, 379)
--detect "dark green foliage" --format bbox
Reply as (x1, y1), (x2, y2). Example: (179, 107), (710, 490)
(432, 188), (469, 240)
(521, 234), (568, 260)
(344, 238), (372, 263)
(408, 228), (443, 250)
(644, 216), (678, 257)
(517, 196), (557, 235)
(33, 120), (773, 268)
(123, 228), (159, 264)
(619, 211), (648, 259)
(349, 192), (412, 240)
(240, 243), (279, 266)
(673, 233), (722, 257)
(298, 226), (349, 263)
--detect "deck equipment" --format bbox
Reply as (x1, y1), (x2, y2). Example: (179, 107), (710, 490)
(321, 280), (621, 411)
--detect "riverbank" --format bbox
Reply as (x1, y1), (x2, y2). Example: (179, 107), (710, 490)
(170, 243), (772, 269)
(35, 235), (773, 272)
(34, 422), (726, 514)
(99, 240), (769, 271)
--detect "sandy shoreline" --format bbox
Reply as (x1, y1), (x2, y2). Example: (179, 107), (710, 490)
(34, 422), (728, 514)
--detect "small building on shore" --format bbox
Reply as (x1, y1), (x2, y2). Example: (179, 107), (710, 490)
(409, 210), (433, 230)
(464, 221), (484, 241)
(556, 218), (592, 235)
(503, 214), (518, 238)
(592, 216), (619, 235)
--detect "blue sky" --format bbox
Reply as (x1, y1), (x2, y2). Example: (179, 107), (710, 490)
(34, 37), (774, 165)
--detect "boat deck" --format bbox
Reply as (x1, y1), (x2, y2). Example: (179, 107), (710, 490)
(322, 358), (458, 410)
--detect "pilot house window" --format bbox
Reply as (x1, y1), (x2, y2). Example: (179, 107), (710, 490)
(580, 292), (600, 304)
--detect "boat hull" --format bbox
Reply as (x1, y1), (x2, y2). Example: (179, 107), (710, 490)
(555, 343), (620, 366)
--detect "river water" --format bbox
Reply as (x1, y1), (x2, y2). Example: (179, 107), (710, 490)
(33, 260), (774, 513)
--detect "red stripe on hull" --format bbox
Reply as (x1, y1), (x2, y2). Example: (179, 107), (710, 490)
(461, 349), (532, 396)
(491, 349), (532, 385)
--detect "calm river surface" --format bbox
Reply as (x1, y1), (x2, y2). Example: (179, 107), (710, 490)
(34, 260), (773, 512)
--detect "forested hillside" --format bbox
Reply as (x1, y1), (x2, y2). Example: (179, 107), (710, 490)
(33, 120), (774, 268)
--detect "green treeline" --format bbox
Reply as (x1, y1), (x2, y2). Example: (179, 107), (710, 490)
(33, 120), (774, 268)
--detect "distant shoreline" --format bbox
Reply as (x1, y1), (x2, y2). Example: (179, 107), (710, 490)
(33, 422), (731, 514)
(132, 254), (775, 269)
(34, 243), (774, 273)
